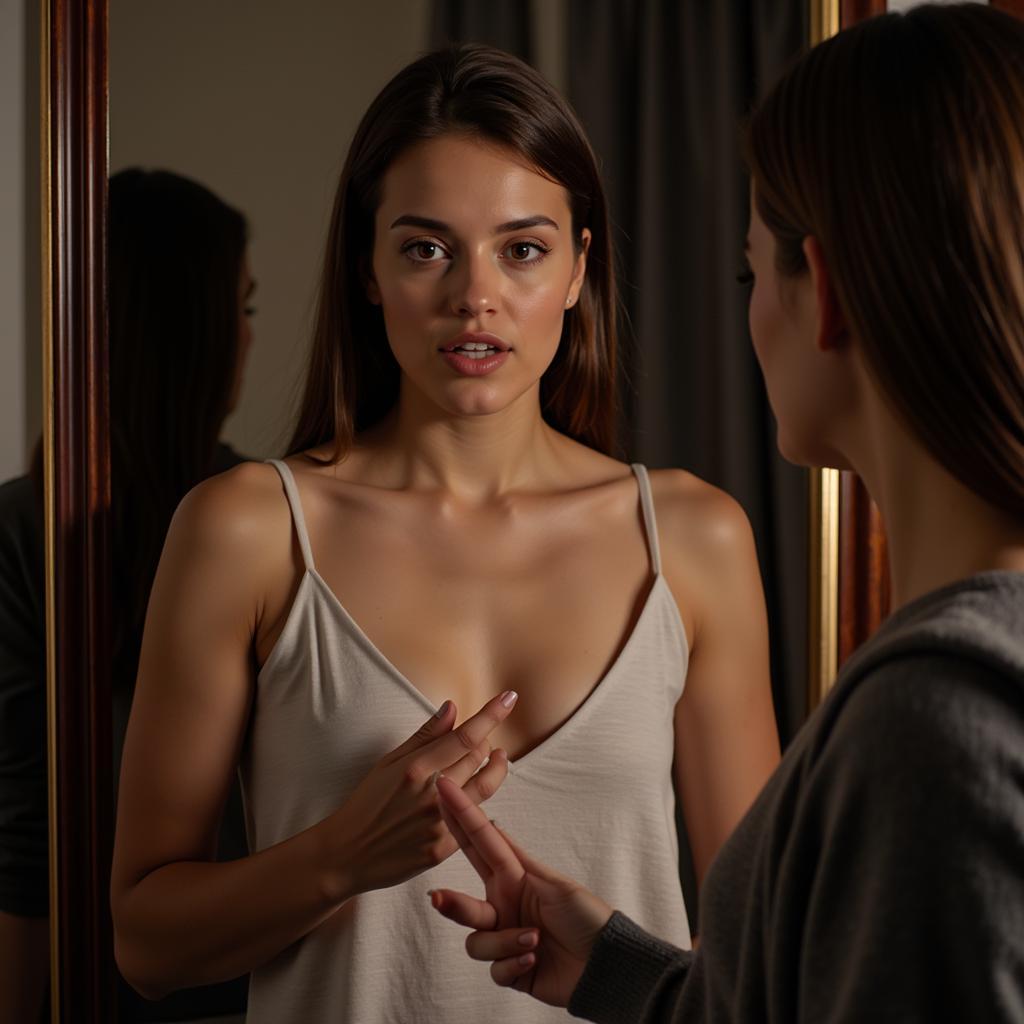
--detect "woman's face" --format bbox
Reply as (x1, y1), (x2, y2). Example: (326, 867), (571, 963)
(368, 134), (590, 419)
(746, 191), (852, 468)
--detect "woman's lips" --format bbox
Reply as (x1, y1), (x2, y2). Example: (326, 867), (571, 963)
(441, 348), (511, 376)
(439, 333), (511, 376)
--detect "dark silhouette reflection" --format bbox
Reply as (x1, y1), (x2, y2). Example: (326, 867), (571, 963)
(0, 169), (255, 1022)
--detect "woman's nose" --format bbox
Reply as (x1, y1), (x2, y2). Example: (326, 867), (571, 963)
(448, 254), (498, 318)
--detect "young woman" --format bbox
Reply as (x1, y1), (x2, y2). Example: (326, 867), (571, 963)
(431, 6), (1024, 1021)
(110, 46), (780, 1022)
(0, 168), (253, 1022)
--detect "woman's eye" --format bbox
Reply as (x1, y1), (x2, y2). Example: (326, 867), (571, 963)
(504, 241), (550, 264)
(403, 240), (448, 263)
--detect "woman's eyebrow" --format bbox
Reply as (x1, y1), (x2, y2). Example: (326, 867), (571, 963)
(389, 214), (560, 232)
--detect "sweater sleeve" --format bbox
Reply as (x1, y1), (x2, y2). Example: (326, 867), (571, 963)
(567, 912), (697, 1023)
(787, 654), (1024, 1023)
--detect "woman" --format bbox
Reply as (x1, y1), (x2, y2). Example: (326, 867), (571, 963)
(110, 45), (780, 1022)
(0, 168), (254, 1021)
(431, 6), (1024, 1021)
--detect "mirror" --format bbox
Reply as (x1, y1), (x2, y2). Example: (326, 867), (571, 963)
(8, 0), (877, 1019)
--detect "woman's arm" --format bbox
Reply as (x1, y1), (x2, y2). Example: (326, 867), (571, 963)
(111, 465), (514, 999)
(656, 473), (781, 888)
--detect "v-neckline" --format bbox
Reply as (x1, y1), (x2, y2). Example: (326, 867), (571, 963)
(263, 565), (675, 770)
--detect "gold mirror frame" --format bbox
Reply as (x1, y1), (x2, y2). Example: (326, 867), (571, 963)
(40, 2), (843, 1019)
(808, 0), (842, 711)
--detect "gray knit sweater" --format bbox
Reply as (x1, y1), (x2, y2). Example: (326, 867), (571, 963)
(569, 571), (1024, 1023)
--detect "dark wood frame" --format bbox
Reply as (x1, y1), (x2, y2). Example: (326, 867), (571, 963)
(44, 0), (114, 1020)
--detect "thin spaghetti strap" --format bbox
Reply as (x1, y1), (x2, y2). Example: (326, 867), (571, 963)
(630, 463), (662, 576)
(265, 459), (316, 571)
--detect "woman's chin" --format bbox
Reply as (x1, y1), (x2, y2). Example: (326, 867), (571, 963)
(775, 429), (851, 472)
(433, 378), (537, 420)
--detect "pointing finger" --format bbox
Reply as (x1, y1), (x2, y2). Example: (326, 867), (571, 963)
(384, 700), (456, 764)
(418, 691), (518, 774)
(436, 776), (525, 883)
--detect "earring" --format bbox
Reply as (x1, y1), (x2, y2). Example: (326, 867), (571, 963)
(566, 296), (573, 307)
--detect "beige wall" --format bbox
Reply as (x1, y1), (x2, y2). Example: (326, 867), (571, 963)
(110, 1), (433, 458)
(1, 0), (40, 483)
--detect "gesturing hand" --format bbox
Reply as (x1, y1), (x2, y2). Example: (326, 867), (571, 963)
(429, 776), (614, 1008)
(331, 691), (518, 896)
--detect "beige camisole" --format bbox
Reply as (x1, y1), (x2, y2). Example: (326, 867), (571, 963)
(239, 460), (692, 1023)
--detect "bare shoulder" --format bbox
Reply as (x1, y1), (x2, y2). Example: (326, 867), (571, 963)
(645, 468), (764, 643)
(165, 460), (293, 578)
(646, 468), (757, 569)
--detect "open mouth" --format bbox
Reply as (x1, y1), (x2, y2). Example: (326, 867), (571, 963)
(448, 342), (500, 360)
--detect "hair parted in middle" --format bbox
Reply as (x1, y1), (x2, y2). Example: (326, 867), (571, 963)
(288, 43), (620, 461)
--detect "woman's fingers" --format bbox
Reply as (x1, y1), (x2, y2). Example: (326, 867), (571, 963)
(436, 776), (525, 882)
(494, 823), (568, 885)
(466, 926), (539, 962)
(429, 888), (499, 930)
(460, 748), (508, 803)
(439, 792), (491, 880)
(491, 953), (536, 988)
(384, 699), (457, 763)
(439, 739), (492, 787)
(418, 691), (519, 775)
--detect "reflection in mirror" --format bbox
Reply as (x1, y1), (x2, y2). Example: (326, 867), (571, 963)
(1, 0), (45, 1020)
(27, 0), (817, 1018)
(101, 4), (806, 1019)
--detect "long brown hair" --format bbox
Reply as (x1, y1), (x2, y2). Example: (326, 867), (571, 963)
(746, 3), (1024, 516)
(108, 169), (247, 686)
(288, 43), (619, 460)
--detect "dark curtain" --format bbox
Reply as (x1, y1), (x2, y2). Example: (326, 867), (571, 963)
(430, 0), (533, 62)
(431, 0), (809, 927)
(567, 0), (808, 747)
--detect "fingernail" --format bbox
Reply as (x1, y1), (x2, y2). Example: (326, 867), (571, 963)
(500, 690), (518, 708)
(435, 700), (450, 718)
(518, 953), (534, 966)
(518, 931), (536, 947)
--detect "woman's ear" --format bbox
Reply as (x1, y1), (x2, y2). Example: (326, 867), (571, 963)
(568, 228), (591, 306)
(802, 236), (847, 351)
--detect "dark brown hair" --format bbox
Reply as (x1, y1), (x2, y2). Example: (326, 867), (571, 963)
(288, 43), (618, 460)
(746, 3), (1024, 516)
(108, 169), (247, 685)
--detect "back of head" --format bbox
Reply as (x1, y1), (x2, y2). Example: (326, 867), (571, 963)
(290, 43), (618, 459)
(108, 168), (247, 684)
(747, 3), (1024, 516)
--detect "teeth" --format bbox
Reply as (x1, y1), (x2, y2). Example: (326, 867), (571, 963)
(452, 342), (498, 359)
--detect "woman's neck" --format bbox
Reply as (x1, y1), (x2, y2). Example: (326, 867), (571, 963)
(360, 384), (565, 502)
(849, 391), (1024, 611)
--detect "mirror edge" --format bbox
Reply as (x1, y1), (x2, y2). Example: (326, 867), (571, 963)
(807, 0), (842, 713)
(43, 0), (114, 1020)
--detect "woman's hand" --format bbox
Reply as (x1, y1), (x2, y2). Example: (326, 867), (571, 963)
(429, 776), (614, 1007)
(330, 692), (517, 896)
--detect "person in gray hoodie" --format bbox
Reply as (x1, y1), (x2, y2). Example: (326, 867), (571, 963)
(428, 4), (1024, 1021)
